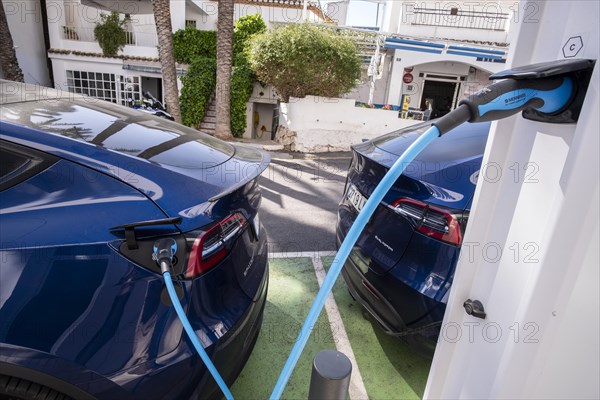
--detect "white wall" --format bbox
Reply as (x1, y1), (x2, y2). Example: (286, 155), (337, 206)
(344, 53), (394, 105)
(325, 0), (349, 25)
(381, 0), (403, 33)
(279, 96), (420, 152)
(425, 1), (599, 399)
(2, 0), (51, 85)
(170, 0), (186, 31)
(194, 1), (324, 30)
(249, 82), (278, 105)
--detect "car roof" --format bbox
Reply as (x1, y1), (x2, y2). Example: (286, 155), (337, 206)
(1, 79), (67, 105)
(0, 80), (235, 168)
(367, 120), (491, 164)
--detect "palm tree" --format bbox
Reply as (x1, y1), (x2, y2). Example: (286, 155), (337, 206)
(215, 0), (234, 140)
(151, 0), (182, 123)
(0, 3), (24, 82)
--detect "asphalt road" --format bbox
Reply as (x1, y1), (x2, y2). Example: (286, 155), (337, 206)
(258, 152), (352, 253)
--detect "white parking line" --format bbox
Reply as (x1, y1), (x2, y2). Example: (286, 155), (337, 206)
(269, 251), (337, 259)
(310, 255), (369, 400)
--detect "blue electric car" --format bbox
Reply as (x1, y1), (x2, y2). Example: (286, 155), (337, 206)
(337, 121), (490, 355)
(0, 81), (269, 399)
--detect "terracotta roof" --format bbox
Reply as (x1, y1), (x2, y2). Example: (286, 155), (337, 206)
(48, 48), (161, 63)
(211, 0), (335, 23)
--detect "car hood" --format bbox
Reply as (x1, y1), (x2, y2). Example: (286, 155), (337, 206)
(353, 121), (490, 210)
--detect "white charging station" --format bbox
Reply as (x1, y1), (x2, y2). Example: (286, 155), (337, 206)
(425, 1), (599, 398)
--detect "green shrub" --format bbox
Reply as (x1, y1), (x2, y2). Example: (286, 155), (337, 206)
(173, 27), (217, 63)
(177, 14), (266, 135)
(249, 23), (361, 102)
(94, 11), (129, 57)
(180, 57), (216, 129)
(233, 14), (267, 56)
(229, 14), (265, 136)
(231, 63), (255, 137)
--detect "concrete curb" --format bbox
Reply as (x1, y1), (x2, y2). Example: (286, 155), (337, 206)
(234, 140), (351, 160)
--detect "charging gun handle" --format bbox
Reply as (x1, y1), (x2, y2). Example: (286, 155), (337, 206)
(153, 238), (177, 274)
(434, 76), (573, 135)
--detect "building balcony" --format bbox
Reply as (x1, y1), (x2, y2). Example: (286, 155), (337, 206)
(61, 26), (157, 47)
(407, 6), (510, 32)
(397, 3), (511, 44)
(57, 25), (158, 58)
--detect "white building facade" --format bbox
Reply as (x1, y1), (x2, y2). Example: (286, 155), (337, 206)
(31, 0), (328, 108)
(5, 0), (516, 136)
(342, 0), (515, 119)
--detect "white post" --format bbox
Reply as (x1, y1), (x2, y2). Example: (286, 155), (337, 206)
(367, 35), (381, 105)
(303, 0), (308, 21)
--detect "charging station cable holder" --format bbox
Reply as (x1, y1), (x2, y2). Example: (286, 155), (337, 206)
(489, 58), (596, 124)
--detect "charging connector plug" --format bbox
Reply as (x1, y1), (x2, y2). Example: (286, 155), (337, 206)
(153, 238), (177, 274)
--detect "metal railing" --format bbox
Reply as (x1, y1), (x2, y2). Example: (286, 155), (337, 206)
(61, 26), (95, 42)
(408, 7), (510, 31)
(61, 26), (158, 47)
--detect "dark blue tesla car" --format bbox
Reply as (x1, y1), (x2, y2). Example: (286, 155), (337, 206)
(0, 81), (269, 399)
(337, 121), (490, 355)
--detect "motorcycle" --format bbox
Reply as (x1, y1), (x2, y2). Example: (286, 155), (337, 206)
(128, 91), (174, 121)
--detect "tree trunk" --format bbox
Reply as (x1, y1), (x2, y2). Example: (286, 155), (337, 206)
(151, 0), (182, 124)
(0, 2), (24, 82)
(215, 0), (234, 140)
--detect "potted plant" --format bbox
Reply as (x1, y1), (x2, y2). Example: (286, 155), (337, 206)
(94, 11), (130, 57)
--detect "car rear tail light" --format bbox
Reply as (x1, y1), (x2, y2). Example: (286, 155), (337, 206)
(185, 213), (247, 278)
(390, 198), (464, 245)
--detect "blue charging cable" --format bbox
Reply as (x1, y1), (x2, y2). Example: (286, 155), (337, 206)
(151, 125), (439, 400)
(153, 239), (234, 400)
(269, 125), (441, 399)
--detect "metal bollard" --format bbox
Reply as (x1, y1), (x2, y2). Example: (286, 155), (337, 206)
(308, 350), (352, 400)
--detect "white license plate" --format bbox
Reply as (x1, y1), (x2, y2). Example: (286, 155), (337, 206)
(346, 184), (367, 213)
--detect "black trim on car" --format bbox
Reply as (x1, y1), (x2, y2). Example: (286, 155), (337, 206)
(0, 140), (59, 192)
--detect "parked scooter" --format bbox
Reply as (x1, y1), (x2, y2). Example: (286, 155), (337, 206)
(127, 91), (174, 120)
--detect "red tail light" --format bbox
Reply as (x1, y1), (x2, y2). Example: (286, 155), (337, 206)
(390, 198), (464, 245)
(185, 213), (247, 278)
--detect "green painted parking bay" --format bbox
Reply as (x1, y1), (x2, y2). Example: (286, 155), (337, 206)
(231, 255), (432, 399)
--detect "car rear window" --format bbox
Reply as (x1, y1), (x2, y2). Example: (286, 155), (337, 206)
(0, 99), (235, 168)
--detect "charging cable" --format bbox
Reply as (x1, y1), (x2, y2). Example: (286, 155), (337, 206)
(153, 238), (234, 400)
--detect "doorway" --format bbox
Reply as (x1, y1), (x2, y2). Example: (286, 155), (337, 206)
(141, 77), (163, 103)
(421, 80), (458, 119)
(253, 103), (277, 139)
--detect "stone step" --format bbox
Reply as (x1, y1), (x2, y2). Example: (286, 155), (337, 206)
(200, 121), (216, 130)
(199, 93), (217, 136)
